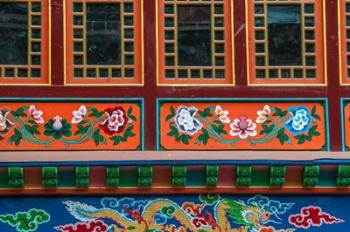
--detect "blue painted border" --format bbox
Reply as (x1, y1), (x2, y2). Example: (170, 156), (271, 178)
(341, 98), (348, 151)
(156, 98), (330, 151)
(0, 97), (145, 150)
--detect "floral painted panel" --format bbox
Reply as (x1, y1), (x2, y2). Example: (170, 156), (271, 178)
(0, 99), (143, 150)
(158, 99), (328, 150)
(342, 99), (350, 151)
(0, 194), (347, 231)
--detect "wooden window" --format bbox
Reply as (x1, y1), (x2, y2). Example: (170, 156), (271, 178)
(64, 0), (143, 85)
(157, 0), (234, 86)
(339, 0), (350, 85)
(0, 0), (50, 85)
(246, 0), (326, 86)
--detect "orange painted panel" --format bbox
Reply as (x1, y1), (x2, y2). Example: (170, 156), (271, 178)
(342, 100), (350, 150)
(158, 99), (328, 150)
(0, 100), (143, 150)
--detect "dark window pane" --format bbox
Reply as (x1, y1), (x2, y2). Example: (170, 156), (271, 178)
(0, 3), (28, 65)
(86, 3), (121, 65)
(267, 5), (302, 66)
(178, 5), (211, 66)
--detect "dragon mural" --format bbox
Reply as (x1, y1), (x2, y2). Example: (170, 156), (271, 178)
(55, 195), (300, 232)
(0, 195), (345, 232)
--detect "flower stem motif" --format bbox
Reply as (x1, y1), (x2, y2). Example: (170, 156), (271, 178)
(100, 107), (127, 136)
(214, 105), (230, 124)
(71, 105), (87, 124)
(284, 106), (312, 135)
(0, 110), (14, 135)
(175, 106), (203, 136)
(229, 115), (257, 139)
(44, 115), (72, 140)
(28, 105), (44, 124)
(256, 105), (271, 124)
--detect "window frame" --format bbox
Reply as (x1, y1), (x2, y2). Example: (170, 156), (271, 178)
(246, 0), (327, 86)
(64, 0), (144, 86)
(156, 0), (235, 87)
(339, 0), (350, 85)
(0, 0), (51, 86)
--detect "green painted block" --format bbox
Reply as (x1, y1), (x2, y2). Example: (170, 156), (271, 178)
(76, 167), (89, 178)
(338, 165), (350, 177)
(303, 177), (318, 187)
(337, 177), (350, 187)
(138, 166), (153, 177)
(8, 167), (23, 179)
(42, 167), (58, 179)
(206, 177), (218, 186)
(8, 167), (24, 188)
(270, 177), (285, 186)
(270, 166), (286, 177)
(106, 178), (119, 187)
(43, 179), (58, 187)
(172, 166), (187, 177)
(236, 166), (251, 177)
(236, 177), (251, 186)
(304, 165), (319, 177)
(138, 177), (153, 186)
(206, 165), (218, 176)
(106, 167), (119, 178)
(9, 179), (24, 188)
(76, 178), (89, 187)
(172, 177), (186, 186)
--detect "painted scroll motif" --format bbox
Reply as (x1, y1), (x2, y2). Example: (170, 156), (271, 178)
(158, 99), (328, 150)
(0, 99), (143, 150)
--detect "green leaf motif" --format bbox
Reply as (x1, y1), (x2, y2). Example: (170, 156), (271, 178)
(11, 107), (28, 117)
(165, 106), (176, 122)
(211, 124), (227, 135)
(110, 135), (127, 145)
(89, 108), (104, 118)
(127, 107), (137, 121)
(8, 128), (22, 146)
(124, 126), (135, 138)
(198, 107), (213, 117)
(180, 134), (190, 144)
(311, 106), (321, 120)
(92, 129), (106, 146)
(295, 125), (320, 144)
(196, 128), (209, 145)
(24, 125), (40, 135)
(273, 107), (288, 117)
(167, 124), (179, 137)
(0, 209), (50, 232)
(74, 125), (91, 136)
(277, 128), (290, 145)
(260, 124), (275, 135)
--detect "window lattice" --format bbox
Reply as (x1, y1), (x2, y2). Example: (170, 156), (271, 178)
(340, 0), (350, 85)
(65, 0), (143, 85)
(0, 0), (50, 85)
(157, 0), (234, 86)
(247, 0), (326, 85)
